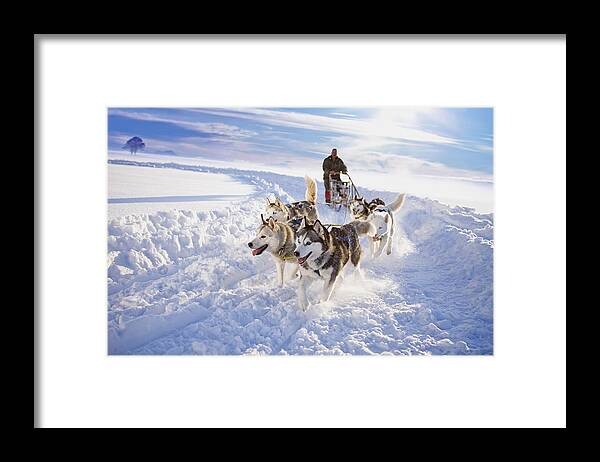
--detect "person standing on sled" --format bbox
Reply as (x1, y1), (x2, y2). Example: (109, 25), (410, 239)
(322, 148), (348, 205)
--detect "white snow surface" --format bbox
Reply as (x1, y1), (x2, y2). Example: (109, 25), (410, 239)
(108, 163), (255, 218)
(107, 159), (493, 355)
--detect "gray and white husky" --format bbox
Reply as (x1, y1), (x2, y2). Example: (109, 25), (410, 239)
(265, 176), (318, 231)
(350, 194), (406, 258)
(293, 218), (377, 311)
(247, 214), (299, 287)
(350, 197), (385, 221)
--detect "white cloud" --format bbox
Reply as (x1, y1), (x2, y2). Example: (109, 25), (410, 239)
(109, 109), (257, 138)
(330, 112), (357, 118)
(187, 108), (460, 146)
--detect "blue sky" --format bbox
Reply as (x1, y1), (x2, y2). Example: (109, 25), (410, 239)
(108, 107), (493, 209)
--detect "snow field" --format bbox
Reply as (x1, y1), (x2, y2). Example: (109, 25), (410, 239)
(107, 160), (493, 355)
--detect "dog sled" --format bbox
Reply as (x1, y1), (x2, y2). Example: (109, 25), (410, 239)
(328, 172), (360, 212)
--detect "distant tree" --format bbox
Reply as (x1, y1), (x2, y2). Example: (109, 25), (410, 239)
(123, 136), (145, 155)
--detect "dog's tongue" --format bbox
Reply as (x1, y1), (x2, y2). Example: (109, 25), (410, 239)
(252, 245), (267, 256)
(297, 252), (311, 265)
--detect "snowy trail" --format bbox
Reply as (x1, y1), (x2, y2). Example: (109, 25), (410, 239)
(107, 159), (493, 355)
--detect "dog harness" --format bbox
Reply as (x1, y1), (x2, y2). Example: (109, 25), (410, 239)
(277, 245), (298, 262)
(299, 262), (321, 277)
(287, 216), (304, 233)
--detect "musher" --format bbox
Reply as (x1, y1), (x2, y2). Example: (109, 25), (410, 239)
(322, 148), (348, 205)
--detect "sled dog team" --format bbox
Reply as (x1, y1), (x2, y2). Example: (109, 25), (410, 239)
(247, 176), (405, 311)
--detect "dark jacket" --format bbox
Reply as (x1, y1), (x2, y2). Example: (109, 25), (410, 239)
(322, 155), (347, 179)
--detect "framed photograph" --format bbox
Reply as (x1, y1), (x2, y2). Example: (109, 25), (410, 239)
(35, 35), (566, 428)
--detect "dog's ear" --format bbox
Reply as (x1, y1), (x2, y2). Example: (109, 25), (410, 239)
(261, 213), (267, 225)
(267, 217), (276, 229)
(275, 196), (284, 207)
(313, 219), (325, 236)
(300, 216), (309, 229)
(266, 196), (272, 206)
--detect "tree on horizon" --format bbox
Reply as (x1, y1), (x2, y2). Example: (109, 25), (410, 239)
(123, 136), (145, 155)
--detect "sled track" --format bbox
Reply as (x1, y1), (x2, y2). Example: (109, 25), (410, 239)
(107, 160), (493, 355)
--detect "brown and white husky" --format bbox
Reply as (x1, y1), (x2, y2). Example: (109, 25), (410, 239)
(247, 214), (299, 287)
(265, 176), (319, 231)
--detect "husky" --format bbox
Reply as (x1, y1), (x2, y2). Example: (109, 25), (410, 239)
(293, 218), (377, 311)
(247, 214), (299, 287)
(265, 176), (318, 231)
(349, 196), (385, 220)
(350, 194), (406, 258)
